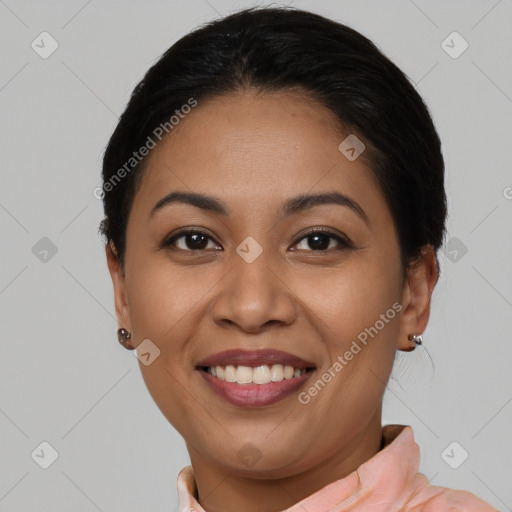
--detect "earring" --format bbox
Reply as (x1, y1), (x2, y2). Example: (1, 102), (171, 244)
(117, 328), (134, 350)
(408, 333), (423, 346)
(392, 333), (434, 389)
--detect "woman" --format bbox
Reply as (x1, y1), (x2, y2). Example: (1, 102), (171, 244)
(99, 6), (497, 512)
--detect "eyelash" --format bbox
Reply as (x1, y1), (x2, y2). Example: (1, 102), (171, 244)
(162, 227), (353, 253)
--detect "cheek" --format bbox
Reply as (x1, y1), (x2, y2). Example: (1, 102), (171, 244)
(292, 254), (401, 344)
(293, 254), (401, 399)
(124, 261), (210, 435)
(125, 257), (210, 341)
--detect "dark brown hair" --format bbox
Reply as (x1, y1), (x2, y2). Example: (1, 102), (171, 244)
(100, 5), (447, 276)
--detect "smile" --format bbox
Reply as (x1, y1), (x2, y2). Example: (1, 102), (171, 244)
(198, 365), (316, 407)
(201, 364), (313, 384)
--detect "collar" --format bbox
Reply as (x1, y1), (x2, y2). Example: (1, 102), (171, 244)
(177, 424), (422, 511)
(177, 424), (497, 511)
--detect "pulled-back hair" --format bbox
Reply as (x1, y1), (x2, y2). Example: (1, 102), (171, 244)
(100, 6), (447, 276)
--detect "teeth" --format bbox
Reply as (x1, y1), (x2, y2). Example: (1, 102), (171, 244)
(284, 365), (294, 379)
(252, 365), (271, 384)
(206, 364), (309, 384)
(270, 364), (284, 381)
(225, 365), (237, 383)
(236, 365), (252, 384)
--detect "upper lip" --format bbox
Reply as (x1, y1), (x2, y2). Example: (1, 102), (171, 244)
(196, 349), (316, 369)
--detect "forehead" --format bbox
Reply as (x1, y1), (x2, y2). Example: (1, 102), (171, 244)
(131, 89), (383, 219)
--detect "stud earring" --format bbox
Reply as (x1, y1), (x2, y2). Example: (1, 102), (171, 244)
(117, 328), (134, 350)
(408, 333), (423, 346)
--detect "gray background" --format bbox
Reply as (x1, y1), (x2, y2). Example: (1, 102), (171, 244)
(0, 0), (511, 510)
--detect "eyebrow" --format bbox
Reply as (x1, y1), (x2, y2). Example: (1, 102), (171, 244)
(150, 191), (369, 225)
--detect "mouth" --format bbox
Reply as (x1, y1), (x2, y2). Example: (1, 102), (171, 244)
(198, 364), (314, 384)
(195, 349), (317, 407)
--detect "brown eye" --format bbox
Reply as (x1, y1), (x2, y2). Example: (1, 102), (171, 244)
(162, 227), (352, 254)
(164, 230), (220, 251)
(292, 229), (352, 252)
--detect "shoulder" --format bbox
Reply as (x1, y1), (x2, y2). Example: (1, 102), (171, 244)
(409, 483), (499, 511)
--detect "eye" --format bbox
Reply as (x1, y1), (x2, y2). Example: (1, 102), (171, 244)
(162, 227), (352, 253)
(163, 229), (221, 251)
(291, 228), (352, 252)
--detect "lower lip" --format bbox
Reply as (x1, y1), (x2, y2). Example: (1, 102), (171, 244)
(198, 369), (314, 407)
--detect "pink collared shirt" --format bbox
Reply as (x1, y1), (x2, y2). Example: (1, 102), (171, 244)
(177, 424), (498, 511)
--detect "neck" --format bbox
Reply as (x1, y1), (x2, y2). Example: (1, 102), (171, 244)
(187, 413), (384, 512)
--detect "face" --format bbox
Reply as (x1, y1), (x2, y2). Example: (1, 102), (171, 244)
(108, 89), (431, 477)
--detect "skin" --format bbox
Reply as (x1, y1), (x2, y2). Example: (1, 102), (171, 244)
(107, 89), (439, 512)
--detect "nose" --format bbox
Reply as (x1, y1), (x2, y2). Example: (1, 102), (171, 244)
(209, 251), (297, 333)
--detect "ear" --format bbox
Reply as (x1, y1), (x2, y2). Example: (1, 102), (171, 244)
(106, 241), (132, 332)
(397, 245), (439, 351)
